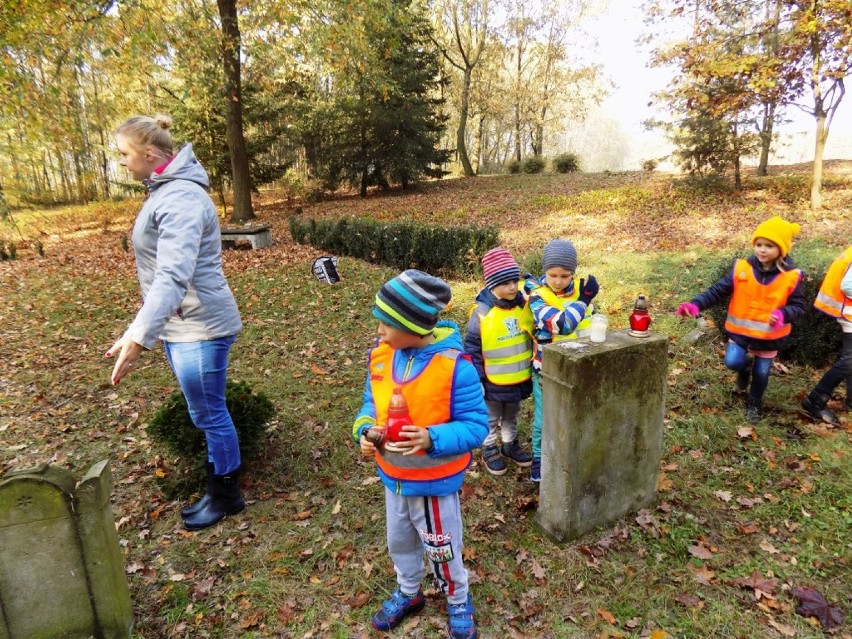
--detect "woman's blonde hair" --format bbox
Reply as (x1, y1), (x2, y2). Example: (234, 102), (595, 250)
(115, 114), (174, 155)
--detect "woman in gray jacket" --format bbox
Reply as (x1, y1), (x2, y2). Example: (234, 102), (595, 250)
(107, 114), (245, 531)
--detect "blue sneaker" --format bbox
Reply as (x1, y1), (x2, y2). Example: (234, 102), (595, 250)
(530, 457), (541, 482)
(372, 588), (425, 631)
(446, 593), (477, 639)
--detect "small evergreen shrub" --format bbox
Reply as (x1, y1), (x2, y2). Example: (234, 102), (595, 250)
(521, 155), (546, 174)
(148, 380), (275, 497)
(522, 249), (543, 278)
(288, 215), (498, 278)
(642, 159), (658, 172)
(704, 250), (841, 366)
(552, 153), (581, 174)
(506, 159), (521, 174)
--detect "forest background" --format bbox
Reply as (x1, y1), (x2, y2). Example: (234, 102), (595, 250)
(1, 0), (851, 218)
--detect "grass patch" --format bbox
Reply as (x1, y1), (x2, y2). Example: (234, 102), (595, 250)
(1, 165), (849, 638)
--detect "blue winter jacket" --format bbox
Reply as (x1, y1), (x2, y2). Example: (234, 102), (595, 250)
(463, 287), (533, 403)
(125, 144), (242, 349)
(353, 320), (488, 496)
(691, 254), (806, 351)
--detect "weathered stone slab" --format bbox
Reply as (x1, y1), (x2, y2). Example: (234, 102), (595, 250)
(0, 462), (132, 639)
(536, 330), (668, 542)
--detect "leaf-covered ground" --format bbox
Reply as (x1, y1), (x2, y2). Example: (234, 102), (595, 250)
(1, 165), (850, 638)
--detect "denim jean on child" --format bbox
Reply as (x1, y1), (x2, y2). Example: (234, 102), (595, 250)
(725, 341), (773, 402)
(163, 335), (241, 475)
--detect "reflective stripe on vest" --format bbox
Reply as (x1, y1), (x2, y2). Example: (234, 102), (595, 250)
(369, 343), (471, 481)
(479, 304), (533, 385)
(531, 280), (593, 341)
(724, 258), (800, 340)
(813, 247), (852, 321)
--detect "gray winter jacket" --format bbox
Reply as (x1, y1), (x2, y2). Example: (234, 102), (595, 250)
(124, 144), (242, 349)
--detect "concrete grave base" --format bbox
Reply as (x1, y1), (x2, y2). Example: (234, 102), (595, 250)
(536, 330), (668, 542)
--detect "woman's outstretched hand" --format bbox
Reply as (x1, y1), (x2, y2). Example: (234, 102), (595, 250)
(105, 337), (144, 386)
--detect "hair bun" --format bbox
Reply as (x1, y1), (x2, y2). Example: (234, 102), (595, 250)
(154, 114), (173, 130)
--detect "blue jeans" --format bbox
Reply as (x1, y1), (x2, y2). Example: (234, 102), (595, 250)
(163, 336), (241, 474)
(724, 341), (773, 402)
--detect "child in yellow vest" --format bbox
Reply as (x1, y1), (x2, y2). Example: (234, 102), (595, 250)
(676, 216), (807, 422)
(353, 269), (488, 638)
(801, 245), (852, 425)
(464, 247), (534, 475)
(526, 239), (599, 481)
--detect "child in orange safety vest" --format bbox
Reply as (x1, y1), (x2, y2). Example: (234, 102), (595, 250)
(801, 245), (852, 425)
(464, 247), (534, 476)
(353, 269), (488, 639)
(676, 216), (807, 422)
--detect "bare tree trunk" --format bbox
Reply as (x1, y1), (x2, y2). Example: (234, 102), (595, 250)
(457, 67), (475, 176)
(473, 115), (484, 174)
(73, 65), (93, 203)
(217, 0), (255, 222)
(757, 101), (776, 176)
(56, 148), (71, 202)
(91, 71), (111, 199)
(811, 110), (827, 210)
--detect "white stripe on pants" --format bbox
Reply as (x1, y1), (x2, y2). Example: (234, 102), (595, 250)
(385, 488), (469, 605)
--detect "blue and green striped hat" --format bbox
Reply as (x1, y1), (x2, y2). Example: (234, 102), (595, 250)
(373, 269), (451, 335)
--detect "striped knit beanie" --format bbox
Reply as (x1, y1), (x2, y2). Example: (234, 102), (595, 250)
(542, 239), (578, 273)
(373, 269), (451, 335)
(482, 247), (521, 290)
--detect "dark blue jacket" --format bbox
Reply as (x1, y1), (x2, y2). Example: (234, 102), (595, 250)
(692, 254), (807, 351)
(463, 287), (533, 403)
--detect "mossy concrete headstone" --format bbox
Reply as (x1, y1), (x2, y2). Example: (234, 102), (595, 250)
(536, 330), (668, 542)
(0, 461), (132, 638)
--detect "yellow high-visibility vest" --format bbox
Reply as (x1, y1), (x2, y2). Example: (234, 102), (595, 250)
(528, 280), (593, 341)
(478, 304), (533, 385)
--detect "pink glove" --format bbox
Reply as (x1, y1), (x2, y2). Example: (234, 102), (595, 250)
(769, 310), (785, 327)
(676, 302), (700, 318)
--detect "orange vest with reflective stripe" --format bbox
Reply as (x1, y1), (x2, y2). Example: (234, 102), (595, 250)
(369, 343), (471, 482)
(814, 247), (852, 321)
(724, 258), (800, 340)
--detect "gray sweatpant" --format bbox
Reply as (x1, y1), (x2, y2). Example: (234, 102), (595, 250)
(484, 400), (521, 447)
(385, 488), (469, 605)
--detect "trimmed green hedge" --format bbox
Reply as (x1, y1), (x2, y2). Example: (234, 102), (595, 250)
(289, 215), (499, 277)
(704, 249), (841, 366)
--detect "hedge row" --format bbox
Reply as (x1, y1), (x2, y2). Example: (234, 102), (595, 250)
(289, 215), (499, 277)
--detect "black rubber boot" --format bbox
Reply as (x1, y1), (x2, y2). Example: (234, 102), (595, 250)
(802, 392), (840, 425)
(180, 462), (214, 519)
(183, 467), (246, 531)
(746, 397), (762, 423)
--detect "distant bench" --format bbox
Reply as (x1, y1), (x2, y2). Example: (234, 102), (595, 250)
(220, 225), (272, 250)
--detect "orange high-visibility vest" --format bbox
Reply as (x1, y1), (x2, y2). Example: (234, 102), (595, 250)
(814, 246), (852, 321)
(369, 343), (471, 482)
(724, 258), (801, 340)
